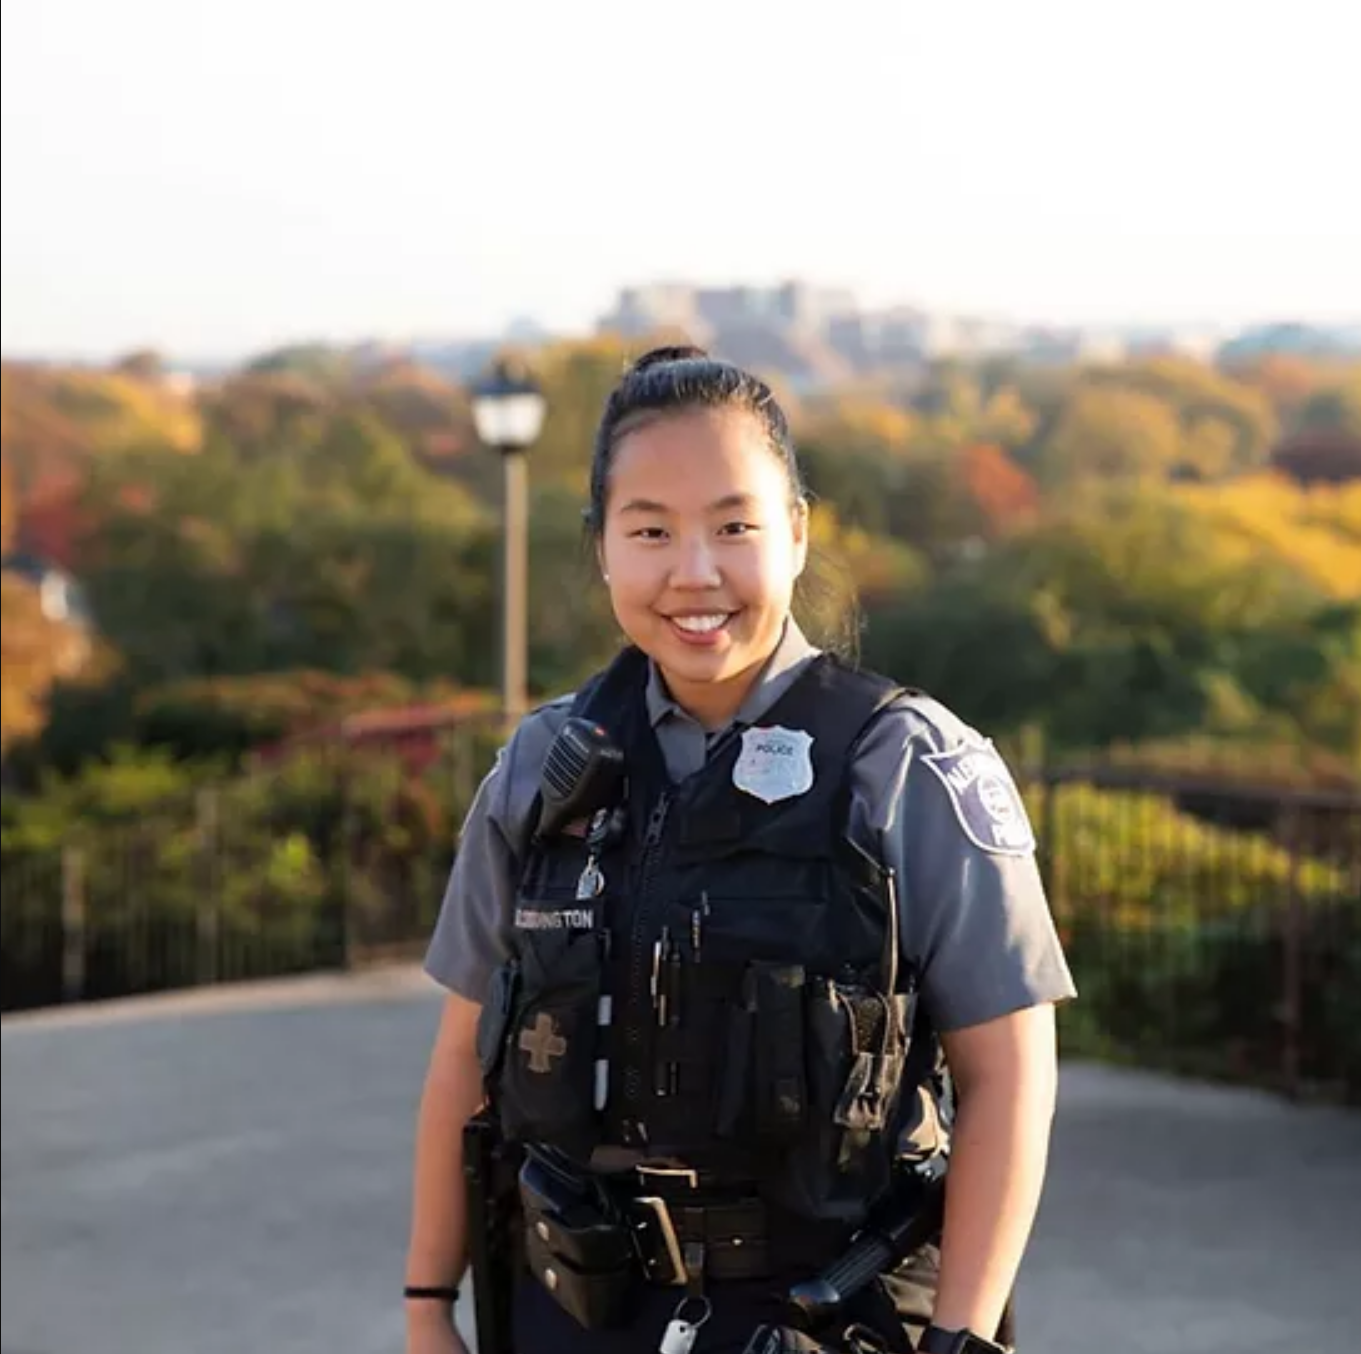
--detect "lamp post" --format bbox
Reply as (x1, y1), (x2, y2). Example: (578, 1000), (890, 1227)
(470, 356), (547, 726)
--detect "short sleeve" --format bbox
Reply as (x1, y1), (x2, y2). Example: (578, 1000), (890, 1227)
(423, 698), (573, 1004)
(847, 695), (1077, 1034)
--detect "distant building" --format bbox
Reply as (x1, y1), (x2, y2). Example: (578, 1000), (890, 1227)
(596, 281), (862, 390)
(772, 280), (858, 331)
(1123, 328), (1222, 362)
(846, 307), (932, 364)
(597, 280), (859, 349)
(598, 284), (710, 342)
(590, 278), (1360, 384)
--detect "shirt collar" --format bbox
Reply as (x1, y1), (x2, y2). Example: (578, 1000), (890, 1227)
(644, 617), (820, 733)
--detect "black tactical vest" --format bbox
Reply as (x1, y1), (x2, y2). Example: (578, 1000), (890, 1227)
(477, 647), (944, 1226)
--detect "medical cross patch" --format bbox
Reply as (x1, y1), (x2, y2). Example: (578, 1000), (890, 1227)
(922, 739), (1036, 857)
(518, 1012), (568, 1074)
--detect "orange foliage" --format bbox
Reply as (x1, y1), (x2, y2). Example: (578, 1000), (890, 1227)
(1227, 354), (1327, 417)
(1, 573), (91, 752)
(1175, 471), (1361, 599)
(200, 371), (332, 453)
(17, 477), (94, 569)
(2, 362), (202, 573)
(1, 363), (92, 496)
(956, 442), (1041, 537)
(1, 455), (15, 553)
(359, 362), (473, 464)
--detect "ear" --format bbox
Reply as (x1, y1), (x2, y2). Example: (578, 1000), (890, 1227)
(791, 497), (810, 579)
(595, 537), (610, 584)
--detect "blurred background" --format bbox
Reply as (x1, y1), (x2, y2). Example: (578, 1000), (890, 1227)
(2, 2), (1358, 1352)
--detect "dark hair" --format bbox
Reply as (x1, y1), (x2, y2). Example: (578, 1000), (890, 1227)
(586, 345), (860, 658)
(584, 345), (805, 535)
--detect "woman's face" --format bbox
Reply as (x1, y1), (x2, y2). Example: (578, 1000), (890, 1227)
(598, 407), (808, 726)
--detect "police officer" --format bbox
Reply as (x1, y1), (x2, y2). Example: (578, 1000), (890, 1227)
(404, 348), (1076, 1354)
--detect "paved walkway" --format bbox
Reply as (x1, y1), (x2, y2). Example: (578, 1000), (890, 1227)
(3, 968), (1359, 1354)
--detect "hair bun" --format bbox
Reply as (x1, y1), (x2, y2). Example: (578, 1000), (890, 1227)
(629, 344), (710, 373)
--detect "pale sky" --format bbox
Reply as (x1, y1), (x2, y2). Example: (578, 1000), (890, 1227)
(2, 0), (1358, 361)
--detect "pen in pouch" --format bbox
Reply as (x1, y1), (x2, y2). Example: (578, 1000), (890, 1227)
(653, 943), (671, 1099)
(666, 941), (682, 1028)
(655, 927), (671, 1026)
(591, 916), (613, 1111)
(593, 991), (612, 1110)
(664, 938), (683, 1095)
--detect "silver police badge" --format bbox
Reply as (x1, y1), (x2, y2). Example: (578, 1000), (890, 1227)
(733, 725), (815, 804)
(922, 738), (1036, 856)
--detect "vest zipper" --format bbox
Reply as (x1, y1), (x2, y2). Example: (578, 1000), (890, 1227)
(623, 790), (672, 1142)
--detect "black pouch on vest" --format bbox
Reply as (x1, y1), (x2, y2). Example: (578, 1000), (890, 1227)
(519, 1155), (636, 1330)
(475, 959), (521, 1080)
(523, 1225), (636, 1330)
(495, 936), (602, 1157)
(518, 1154), (634, 1274)
(770, 980), (913, 1221)
(717, 962), (808, 1143)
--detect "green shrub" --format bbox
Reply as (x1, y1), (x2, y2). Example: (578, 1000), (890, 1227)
(1, 725), (501, 1009)
(1037, 782), (1359, 1099)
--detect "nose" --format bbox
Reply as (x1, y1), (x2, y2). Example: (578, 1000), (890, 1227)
(669, 532), (721, 589)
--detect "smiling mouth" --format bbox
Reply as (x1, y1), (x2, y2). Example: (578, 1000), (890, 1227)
(666, 612), (734, 635)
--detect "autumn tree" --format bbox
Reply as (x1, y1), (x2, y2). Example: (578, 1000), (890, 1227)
(359, 362), (474, 469)
(1034, 384), (1184, 486)
(14, 478), (91, 569)
(1298, 371), (1361, 440)
(1229, 354), (1329, 427)
(199, 371), (333, 464)
(1, 574), (92, 753)
(515, 337), (638, 489)
(954, 443), (1041, 540)
(1174, 472), (1361, 598)
(112, 349), (166, 382)
(1093, 357), (1278, 472)
(862, 484), (1344, 752)
(910, 366), (1038, 454)
(244, 343), (357, 385)
(1, 455), (15, 554)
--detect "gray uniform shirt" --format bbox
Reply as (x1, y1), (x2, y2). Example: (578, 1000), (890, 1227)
(425, 621), (1076, 1033)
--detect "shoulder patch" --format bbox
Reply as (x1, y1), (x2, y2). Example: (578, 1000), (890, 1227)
(921, 739), (1036, 857)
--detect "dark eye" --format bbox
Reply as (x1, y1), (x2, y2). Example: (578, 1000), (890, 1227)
(630, 527), (667, 541)
(719, 522), (759, 536)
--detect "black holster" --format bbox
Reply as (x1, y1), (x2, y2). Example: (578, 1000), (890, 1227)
(462, 1109), (523, 1354)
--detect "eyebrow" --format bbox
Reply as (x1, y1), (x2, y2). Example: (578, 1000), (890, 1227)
(616, 493), (760, 515)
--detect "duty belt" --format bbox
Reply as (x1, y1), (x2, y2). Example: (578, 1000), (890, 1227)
(620, 1166), (847, 1288)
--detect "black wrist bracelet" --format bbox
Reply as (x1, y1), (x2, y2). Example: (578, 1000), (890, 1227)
(404, 1284), (459, 1302)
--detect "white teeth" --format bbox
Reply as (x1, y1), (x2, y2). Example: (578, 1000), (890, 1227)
(672, 614), (729, 634)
